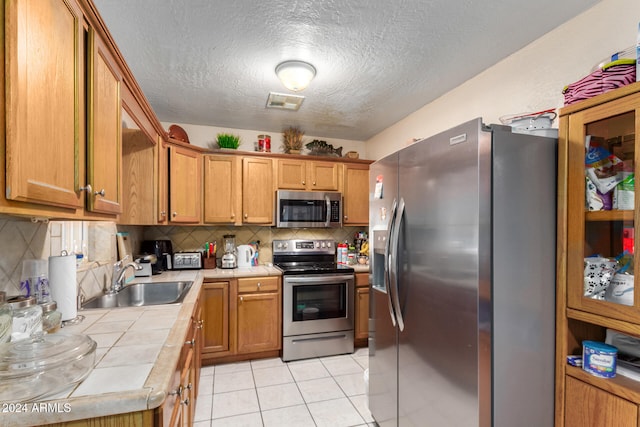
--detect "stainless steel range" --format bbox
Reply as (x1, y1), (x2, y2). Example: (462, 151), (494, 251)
(273, 239), (355, 362)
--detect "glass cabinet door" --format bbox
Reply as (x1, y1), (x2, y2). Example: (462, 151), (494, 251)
(567, 92), (640, 320)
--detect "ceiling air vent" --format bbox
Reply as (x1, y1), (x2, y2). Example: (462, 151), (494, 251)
(266, 92), (305, 111)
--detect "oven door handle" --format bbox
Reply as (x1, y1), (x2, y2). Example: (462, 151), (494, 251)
(285, 274), (354, 284)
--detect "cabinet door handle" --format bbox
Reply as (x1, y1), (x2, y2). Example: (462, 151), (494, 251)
(94, 189), (105, 197)
(257, 282), (261, 289)
(180, 398), (189, 406)
(344, 215), (348, 220)
(231, 213), (235, 219)
(184, 382), (192, 391)
(302, 180), (306, 185)
(169, 385), (183, 397)
(173, 212), (178, 217)
(240, 296), (244, 303)
(160, 210), (166, 217)
(185, 339), (195, 346)
(313, 181), (316, 185)
(244, 213), (248, 219)
(78, 184), (92, 193)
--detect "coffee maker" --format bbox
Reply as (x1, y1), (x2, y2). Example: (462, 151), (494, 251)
(221, 234), (237, 269)
(140, 240), (173, 273)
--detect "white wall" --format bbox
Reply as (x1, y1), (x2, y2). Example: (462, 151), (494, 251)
(366, 0), (640, 160)
(161, 122), (369, 159)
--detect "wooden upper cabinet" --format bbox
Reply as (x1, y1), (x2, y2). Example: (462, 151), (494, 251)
(5, 0), (84, 209)
(343, 163), (369, 225)
(242, 157), (274, 224)
(157, 141), (169, 224)
(120, 127), (156, 225)
(310, 161), (340, 191)
(277, 159), (307, 190)
(203, 155), (241, 224)
(86, 29), (122, 215)
(277, 159), (339, 191)
(169, 145), (201, 223)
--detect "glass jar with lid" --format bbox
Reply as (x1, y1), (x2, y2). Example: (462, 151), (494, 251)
(0, 291), (12, 343)
(8, 296), (42, 341)
(40, 301), (62, 333)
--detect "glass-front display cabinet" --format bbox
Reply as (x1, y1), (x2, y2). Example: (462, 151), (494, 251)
(558, 81), (640, 427)
(567, 101), (638, 319)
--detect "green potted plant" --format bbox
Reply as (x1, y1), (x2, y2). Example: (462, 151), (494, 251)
(282, 126), (304, 154)
(216, 133), (241, 150)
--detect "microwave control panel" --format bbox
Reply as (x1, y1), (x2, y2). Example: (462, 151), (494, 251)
(330, 200), (340, 222)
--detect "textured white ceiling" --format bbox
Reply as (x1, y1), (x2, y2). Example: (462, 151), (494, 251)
(94, 0), (599, 141)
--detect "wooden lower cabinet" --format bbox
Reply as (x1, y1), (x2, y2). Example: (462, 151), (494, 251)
(565, 376), (637, 427)
(201, 281), (232, 359)
(156, 297), (202, 427)
(237, 276), (280, 354)
(202, 276), (281, 364)
(354, 272), (369, 346)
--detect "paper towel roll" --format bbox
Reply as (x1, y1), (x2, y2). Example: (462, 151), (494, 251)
(48, 254), (77, 321)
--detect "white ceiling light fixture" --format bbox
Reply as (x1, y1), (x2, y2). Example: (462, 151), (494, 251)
(275, 60), (316, 92)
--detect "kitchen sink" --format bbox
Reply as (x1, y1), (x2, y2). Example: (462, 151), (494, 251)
(82, 281), (193, 309)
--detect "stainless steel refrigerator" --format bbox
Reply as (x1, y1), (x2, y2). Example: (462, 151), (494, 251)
(368, 118), (556, 427)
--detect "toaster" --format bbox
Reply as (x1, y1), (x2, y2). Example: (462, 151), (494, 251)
(172, 252), (203, 270)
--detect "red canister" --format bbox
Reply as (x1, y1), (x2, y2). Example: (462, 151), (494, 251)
(257, 134), (271, 152)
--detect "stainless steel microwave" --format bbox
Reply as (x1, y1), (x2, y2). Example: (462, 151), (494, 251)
(276, 190), (342, 228)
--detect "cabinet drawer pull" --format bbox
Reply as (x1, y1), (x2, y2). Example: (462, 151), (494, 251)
(94, 189), (106, 197)
(257, 282), (261, 289)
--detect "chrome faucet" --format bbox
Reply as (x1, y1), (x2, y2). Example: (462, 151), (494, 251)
(109, 257), (143, 294)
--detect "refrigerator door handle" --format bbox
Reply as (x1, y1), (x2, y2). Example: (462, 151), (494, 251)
(390, 197), (406, 331)
(385, 198), (398, 327)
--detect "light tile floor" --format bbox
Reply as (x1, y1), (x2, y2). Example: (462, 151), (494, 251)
(195, 347), (375, 427)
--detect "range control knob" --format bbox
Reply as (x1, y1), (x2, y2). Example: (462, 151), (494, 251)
(320, 242), (325, 248)
(282, 242), (288, 249)
(327, 242), (332, 248)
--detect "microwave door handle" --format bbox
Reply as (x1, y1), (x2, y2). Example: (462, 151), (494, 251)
(385, 198), (398, 327)
(391, 197), (405, 332)
(325, 194), (331, 227)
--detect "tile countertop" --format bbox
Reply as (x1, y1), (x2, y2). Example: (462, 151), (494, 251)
(4, 266), (282, 427)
